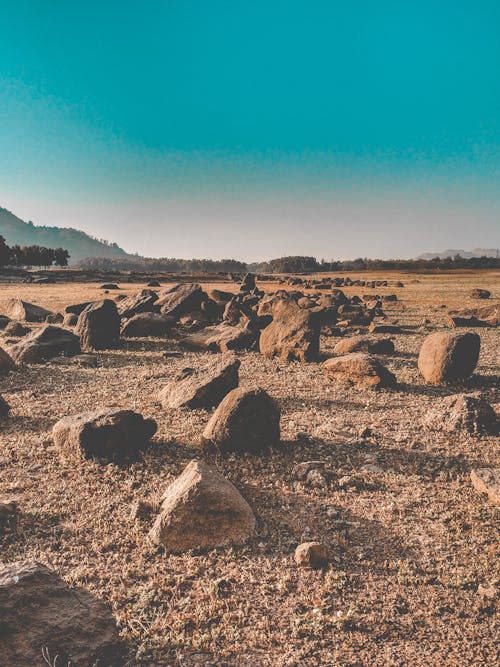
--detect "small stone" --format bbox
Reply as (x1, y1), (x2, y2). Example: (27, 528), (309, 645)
(294, 542), (329, 568)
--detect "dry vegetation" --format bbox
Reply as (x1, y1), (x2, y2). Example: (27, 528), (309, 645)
(0, 270), (498, 666)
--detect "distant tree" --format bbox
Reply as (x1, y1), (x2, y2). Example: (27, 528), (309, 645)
(54, 247), (70, 267)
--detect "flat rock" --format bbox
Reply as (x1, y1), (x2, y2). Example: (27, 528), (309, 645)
(0, 560), (123, 666)
(5, 298), (53, 322)
(425, 393), (499, 435)
(9, 326), (81, 363)
(418, 331), (480, 384)
(323, 352), (397, 388)
(368, 323), (401, 334)
(470, 468), (500, 505)
(180, 323), (255, 352)
(121, 312), (174, 337)
(149, 460), (255, 553)
(202, 387), (280, 454)
(159, 352), (240, 409)
(53, 408), (157, 462)
(333, 335), (394, 355)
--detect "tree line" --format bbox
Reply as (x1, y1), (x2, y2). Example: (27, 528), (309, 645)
(0, 235), (70, 268)
(77, 255), (248, 273)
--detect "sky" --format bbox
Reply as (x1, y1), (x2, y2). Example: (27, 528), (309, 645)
(0, 0), (499, 261)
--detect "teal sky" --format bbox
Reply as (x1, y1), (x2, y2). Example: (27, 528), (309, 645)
(0, 1), (499, 260)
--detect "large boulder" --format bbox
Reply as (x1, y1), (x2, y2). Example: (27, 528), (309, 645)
(160, 352), (240, 409)
(53, 408), (157, 463)
(117, 289), (159, 318)
(156, 283), (204, 318)
(149, 460), (255, 553)
(425, 394), (498, 435)
(470, 469), (500, 505)
(202, 387), (280, 454)
(9, 326), (81, 363)
(75, 299), (120, 350)
(5, 298), (53, 322)
(63, 301), (92, 316)
(180, 323), (256, 353)
(0, 560), (123, 666)
(0, 346), (15, 374)
(333, 335), (394, 356)
(323, 353), (397, 388)
(121, 312), (174, 337)
(418, 331), (480, 384)
(259, 301), (319, 362)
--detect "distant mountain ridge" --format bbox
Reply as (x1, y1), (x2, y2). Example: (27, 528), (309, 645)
(0, 206), (129, 264)
(416, 248), (498, 260)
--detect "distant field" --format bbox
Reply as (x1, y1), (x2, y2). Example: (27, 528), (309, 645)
(0, 270), (498, 665)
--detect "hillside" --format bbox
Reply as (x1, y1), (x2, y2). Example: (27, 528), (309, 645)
(0, 207), (128, 264)
(416, 247), (498, 260)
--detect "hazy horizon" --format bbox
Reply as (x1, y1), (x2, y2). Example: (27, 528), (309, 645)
(1, 2), (499, 261)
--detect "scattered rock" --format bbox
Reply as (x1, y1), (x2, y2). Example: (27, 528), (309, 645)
(121, 312), (174, 337)
(333, 335), (394, 355)
(100, 283), (119, 289)
(0, 346), (15, 374)
(64, 301), (92, 316)
(75, 299), (121, 350)
(291, 461), (327, 481)
(157, 283), (204, 318)
(202, 387), (280, 454)
(160, 352), (240, 409)
(53, 408), (157, 463)
(0, 560), (123, 666)
(149, 460), (256, 553)
(0, 498), (19, 528)
(72, 353), (98, 367)
(63, 313), (79, 327)
(323, 353), (397, 388)
(3, 321), (30, 337)
(180, 323), (255, 352)
(368, 323), (401, 334)
(470, 288), (490, 299)
(425, 394), (498, 435)
(0, 315), (11, 330)
(0, 394), (10, 417)
(418, 331), (480, 384)
(470, 468), (500, 505)
(259, 301), (320, 362)
(5, 298), (53, 322)
(294, 542), (329, 568)
(117, 289), (159, 318)
(9, 326), (82, 363)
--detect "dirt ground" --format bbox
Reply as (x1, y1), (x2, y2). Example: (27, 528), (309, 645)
(0, 270), (498, 666)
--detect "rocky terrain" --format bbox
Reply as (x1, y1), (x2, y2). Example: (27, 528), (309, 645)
(0, 270), (498, 666)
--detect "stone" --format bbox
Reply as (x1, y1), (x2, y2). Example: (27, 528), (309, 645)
(202, 387), (280, 454)
(100, 283), (119, 289)
(259, 301), (320, 362)
(75, 299), (120, 350)
(117, 289), (159, 318)
(147, 280), (161, 287)
(208, 288), (234, 304)
(0, 394), (10, 417)
(180, 323), (255, 353)
(53, 408), (157, 463)
(0, 498), (19, 528)
(3, 321), (30, 337)
(0, 346), (15, 374)
(470, 468), (500, 505)
(446, 306), (498, 328)
(470, 288), (490, 299)
(294, 542), (329, 568)
(337, 304), (373, 326)
(368, 323), (401, 334)
(121, 312), (174, 337)
(425, 394), (498, 435)
(291, 461), (327, 481)
(160, 352), (240, 409)
(64, 301), (92, 316)
(63, 313), (79, 327)
(9, 326), (81, 363)
(149, 460), (255, 553)
(45, 312), (64, 324)
(323, 353), (397, 388)
(72, 354), (98, 367)
(333, 335), (394, 356)
(5, 298), (53, 322)
(417, 331), (480, 384)
(157, 283), (205, 318)
(240, 273), (256, 292)
(0, 560), (123, 666)
(0, 315), (11, 329)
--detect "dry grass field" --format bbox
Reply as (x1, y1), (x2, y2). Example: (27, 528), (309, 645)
(0, 270), (498, 666)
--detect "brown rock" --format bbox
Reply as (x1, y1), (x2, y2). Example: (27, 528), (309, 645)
(180, 323), (255, 352)
(121, 312), (174, 337)
(63, 313), (79, 327)
(0, 560), (123, 666)
(368, 323), (401, 334)
(3, 321), (30, 337)
(160, 352), (240, 409)
(470, 288), (490, 299)
(149, 460), (255, 553)
(75, 299), (120, 350)
(425, 394), (498, 435)
(64, 301), (92, 316)
(9, 326), (81, 363)
(333, 335), (394, 356)
(0, 346), (15, 374)
(117, 289), (159, 318)
(259, 301), (319, 362)
(202, 387), (280, 454)
(0, 394), (10, 417)
(470, 468), (500, 505)
(0, 498), (18, 528)
(418, 331), (480, 384)
(53, 408), (157, 463)
(294, 542), (329, 568)
(157, 283), (204, 318)
(323, 353), (397, 388)
(5, 298), (53, 322)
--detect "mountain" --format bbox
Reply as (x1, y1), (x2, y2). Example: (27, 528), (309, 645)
(416, 248), (498, 260)
(0, 206), (129, 264)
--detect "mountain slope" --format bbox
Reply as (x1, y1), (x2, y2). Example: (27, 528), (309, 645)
(416, 248), (498, 260)
(0, 207), (128, 264)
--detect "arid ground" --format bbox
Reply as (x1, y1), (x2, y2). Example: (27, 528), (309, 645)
(0, 270), (498, 666)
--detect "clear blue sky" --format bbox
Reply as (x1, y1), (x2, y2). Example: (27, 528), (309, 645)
(0, 1), (499, 259)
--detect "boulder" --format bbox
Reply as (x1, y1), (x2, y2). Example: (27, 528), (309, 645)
(117, 289), (159, 318)
(53, 408), (157, 463)
(159, 352), (240, 409)
(337, 304), (373, 326)
(202, 387), (280, 454)
(240, 273), (256, 292)
(333, 335), (394, 356)
(180, 323), (255, 353)
(207, 288), (234, 304)
(0, 315), (11, 330)
(149, 460), (255, 553)
(3, 321), (30, 337)
(368, 323), (401, 334)
(259, 301), (319, 362)
(100, 283), (119, 290)
(147, 280), (161, 287)
(5, 298), (53, 322)
(121, 312), (174, 337)
(294, 542), (329, 568)
(0, 560), (123, 666)
(470, 288), (490, 299)
(0, 394), (10, 417)
(446, 305), (498, 328)
(157, 283), (204, 318)
(470, 469), (500, 505)
(418, 331), (480, 384)
(9, 326), (81, 363)
(0, 346), (15, 374)
(75, 299), (120, 350)
(425, 394), (498, 435)
(64, 301), (92, 316)
(45, 312), (64, 324)
(63, 313), (79, 327)
(323, 353), (397, 388)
